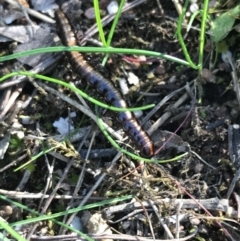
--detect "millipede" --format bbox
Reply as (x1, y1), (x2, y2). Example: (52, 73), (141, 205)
(54, 8), (154, 157)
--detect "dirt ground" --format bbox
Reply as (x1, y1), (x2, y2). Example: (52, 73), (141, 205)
(0, 0), (240, 240)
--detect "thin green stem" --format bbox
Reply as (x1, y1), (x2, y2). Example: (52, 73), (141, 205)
(93, 0), (107, 46)
(0, 219), (26, 241)
(106, 0), (125, 46)
(0, 72), (154, 112)
(187, 10), (202, 32)
(7, 195), (132, 227)
(97, 117), (188, 163)
(102, 0), (126, 66)
(0, 46), (190, 66)
(177, 0), (199, 69)
(0, 194), (131, 241)
(14, 145), (57, 171)
(198, 0), (209, 72)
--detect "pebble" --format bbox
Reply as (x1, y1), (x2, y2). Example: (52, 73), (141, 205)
(119, 78), (129, 95)
(155, 65), (165, 75)
(133, 110), (143, 118)
(201, 68), (216, 83)
(0, 205), (13, 219)
(190, 3), (199, 13)
(107, 1), (119, 15)
(190, 216), (201, 225)
(84, 7), (95, 19)
(221, 51), (232, 65)
(128, 72), (139, 85)
(21, 116), (31, 125)
(70, 216), (83, 231)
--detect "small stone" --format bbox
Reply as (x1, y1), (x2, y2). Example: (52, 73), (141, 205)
(21, 116), (31, 125)
(119, 78), (129, 95)
(107, 1), (118, 15)
(190, 3), (199, 13)
(201, 68), (216, 83)
(221, 51), (232, 64)
(190, 217), (201, 225)
(84, 7), (95, 19)
(133, 110), (143, 118)
(155, 65), (165, 75)
(127, 72), (139, 85)
(0, 205), (13, 219)
(169, 75), (177, 83)
(70, 216), (83, 231)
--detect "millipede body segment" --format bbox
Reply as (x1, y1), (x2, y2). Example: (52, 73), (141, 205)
(55, 8), (154, 157)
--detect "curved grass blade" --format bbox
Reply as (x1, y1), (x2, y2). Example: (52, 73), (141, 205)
(5, 195), (132, 227)
(97, 116), (189, 163)
(0, 46), (190, 66)
(177, 0), (199, 69)
(0, 72), (154, 112)
(102, 0), (126, 66)
(0, 194), (132, 241)
(93, 0), (107, 46)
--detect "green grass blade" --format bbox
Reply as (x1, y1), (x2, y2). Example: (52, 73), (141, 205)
(198, 0), (209, 71)
(0, 194), (131, 241)
(14, 145), (56, 171)
(93, 0), (107, 46)
(0, 219), (26, 241)
(187, 10), (202, 32)
(102, 0), (126, 66)
(177, 0), (199, 69)
(97, 116), (189, 163)
(0, 46), (190, 66)
(6, 195), (132, 227)
(0, 71), (154, 112)
(106, 0), (125, 46)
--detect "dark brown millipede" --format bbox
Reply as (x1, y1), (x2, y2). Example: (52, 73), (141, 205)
(55, 8), (154, 157)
